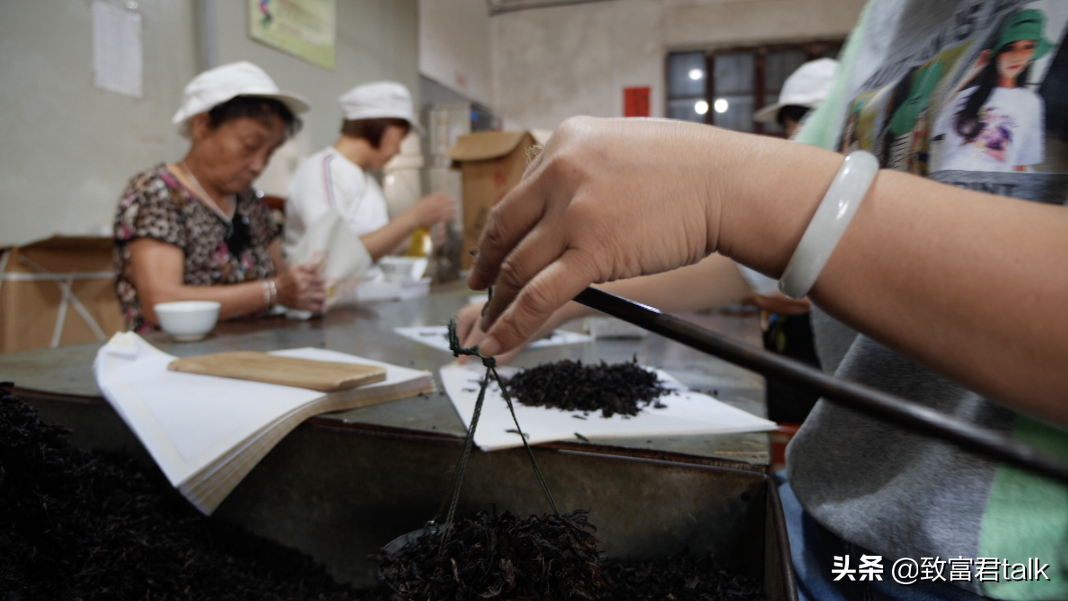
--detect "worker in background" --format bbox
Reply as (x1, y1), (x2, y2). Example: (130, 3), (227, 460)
(284, 82), (457, 266)
(113, 61), (325, 334)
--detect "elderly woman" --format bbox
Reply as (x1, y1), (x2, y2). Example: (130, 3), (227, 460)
(114, 61), (325, 333)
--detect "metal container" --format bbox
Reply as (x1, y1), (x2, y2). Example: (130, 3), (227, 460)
(21, 393), (794, 598)
(213, 421), (796, 599)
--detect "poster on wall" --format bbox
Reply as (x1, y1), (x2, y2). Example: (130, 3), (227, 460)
(248, 0), (336, 71)
(93, 1), (142, 97)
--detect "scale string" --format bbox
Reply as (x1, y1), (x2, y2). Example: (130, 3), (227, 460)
(439, 316), (559, 549)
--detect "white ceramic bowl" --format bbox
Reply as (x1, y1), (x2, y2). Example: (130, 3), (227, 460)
(378, 256), (428, 283)
(154, 301), (221, 341)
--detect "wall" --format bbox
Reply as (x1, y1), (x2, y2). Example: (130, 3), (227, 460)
(210, 0), (420, 155)
(0, 0), (196, 247)
(419, 0), (494, 107)
(0, 0), (419, 247)
(488, 0), (868, 130)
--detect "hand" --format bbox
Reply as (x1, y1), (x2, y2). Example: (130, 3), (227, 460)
(412, 193), (458, 227)
(275, 263), (326, 312)
(746, 291), (812, 315)
(468, 116), (735, 356)
(431, 222), (448, 251)
(453, 301), (531, 366)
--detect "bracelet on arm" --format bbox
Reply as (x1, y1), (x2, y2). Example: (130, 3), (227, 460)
(778, 151), (880, 299)
(267, 278), (278, 308)
(261, 280), (272, 309)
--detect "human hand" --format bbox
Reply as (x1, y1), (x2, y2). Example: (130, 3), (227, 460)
(746, 291), (812, 315)
(453, 301), (530, 366)
(413, 193), (458, 227)
(468, 116), (736, 356)
(275, 263), (326, 312)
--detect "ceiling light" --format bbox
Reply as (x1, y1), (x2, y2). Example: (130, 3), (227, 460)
(694, 100), (709, 115)
(688, 69), (704, 81)
(714, 99), (729, 114)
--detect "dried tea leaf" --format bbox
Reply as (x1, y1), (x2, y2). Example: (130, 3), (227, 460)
(377, 509), (604, 600)
(503, 358), (672, 418)
(0, 384), (381, 600)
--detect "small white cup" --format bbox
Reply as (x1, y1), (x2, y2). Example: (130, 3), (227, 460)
(154, 301), (221, 341)
(378, 256), (428, 283)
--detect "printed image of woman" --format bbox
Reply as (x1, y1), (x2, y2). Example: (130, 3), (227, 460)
(933, 8), (1054, 172)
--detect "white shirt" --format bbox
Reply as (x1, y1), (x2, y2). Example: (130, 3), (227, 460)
(284, 147), (390, 258)
(933, 86), (1045, 173)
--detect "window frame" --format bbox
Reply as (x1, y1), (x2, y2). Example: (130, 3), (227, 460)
(666, 40), (843, 136)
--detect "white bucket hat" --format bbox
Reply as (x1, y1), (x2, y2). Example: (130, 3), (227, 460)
(753, 58), (839, 124)
(172, 61), (310, 138)
(338, 81), (425, 136)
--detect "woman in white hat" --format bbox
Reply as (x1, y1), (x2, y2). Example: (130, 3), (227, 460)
(284, 81), (457, 263)
(113, 61), (326, 333)
(753, 57), (839, 138)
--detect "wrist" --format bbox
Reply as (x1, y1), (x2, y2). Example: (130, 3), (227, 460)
(261, 278), (278, 310)
(399, 205), (425, 230)
(715, 136), (845, 278)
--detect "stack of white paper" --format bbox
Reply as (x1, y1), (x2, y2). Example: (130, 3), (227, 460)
(94, 333), (434, 514)
(440, 363), (776, 451)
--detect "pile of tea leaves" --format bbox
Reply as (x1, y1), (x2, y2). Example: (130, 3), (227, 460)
(600, 554), (764, 601)
(502, 358), (672, 418)
(378, 509), (604, 600)
(377, 509), (763, 601)
(0, 383), (385, 601)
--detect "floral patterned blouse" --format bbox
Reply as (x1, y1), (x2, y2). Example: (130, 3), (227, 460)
(113, 164), (281, 333)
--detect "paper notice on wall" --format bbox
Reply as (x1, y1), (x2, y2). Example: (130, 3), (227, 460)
(93, 1), (142, 98)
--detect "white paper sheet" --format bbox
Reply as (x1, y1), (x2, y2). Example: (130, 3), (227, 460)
(92, 1), (142, 97)
(440, 363), (776, 451)
(394, 326), (592, 352)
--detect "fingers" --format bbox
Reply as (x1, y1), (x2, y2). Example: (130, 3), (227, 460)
(454, 303), (487, 366)
(455, 302), (485, 345)
(417, 193), (458, 225)
(280, 263), (326, 311)
(494, 346), (525, 366)
(467, 174), (551, 291)
(478, 250), (595, 357)
(478, 221), (567, 332)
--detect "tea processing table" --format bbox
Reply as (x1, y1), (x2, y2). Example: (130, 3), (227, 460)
(0, 284), (794, 598)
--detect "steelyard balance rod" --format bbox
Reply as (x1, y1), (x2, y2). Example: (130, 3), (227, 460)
(572, 286), (1068, 484)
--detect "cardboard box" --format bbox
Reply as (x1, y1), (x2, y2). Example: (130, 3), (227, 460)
(0, 236), (124, 354)
(447, 131), (538, 270)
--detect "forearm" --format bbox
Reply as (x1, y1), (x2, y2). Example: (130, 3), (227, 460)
(594, 254), (751, 313)
(469, 117), (1068, 417)
(721, 134), (1068, 421)
(540, 255), (752, 336)
(139, 281), (269, 325)
(359, 212), (418, 261)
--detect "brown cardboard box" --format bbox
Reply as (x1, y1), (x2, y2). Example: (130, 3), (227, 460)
(0, 236), (124, 354)
(447, 131), (538, 270)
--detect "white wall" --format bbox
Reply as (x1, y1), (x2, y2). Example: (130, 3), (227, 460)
(488, 0), (868, 130)
(0, 1), (196, 247)
(0, 0), (419, 247)
(419, 0), (494, 107)
(210, 0), (420, 154)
